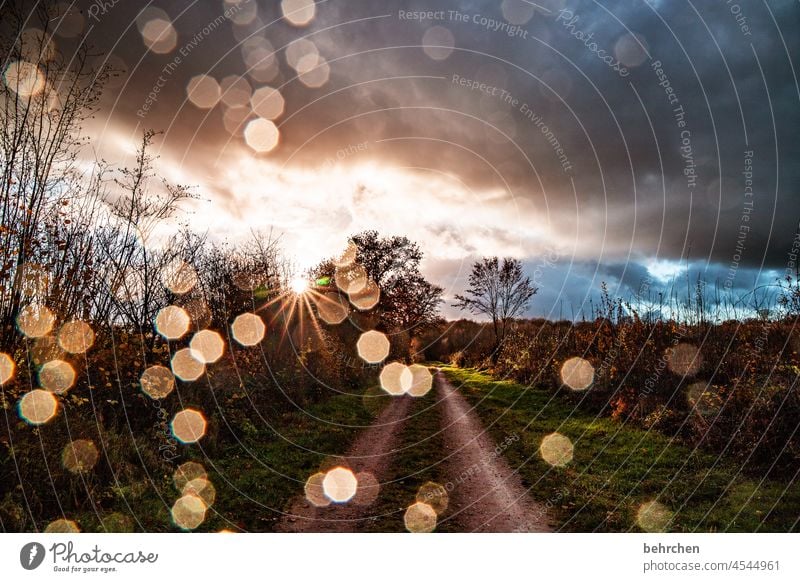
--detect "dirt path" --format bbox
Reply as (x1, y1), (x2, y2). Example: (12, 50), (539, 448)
(435, 370), (551, 532)
(276, 395), (413, 532)
(277, 370), (550, 532)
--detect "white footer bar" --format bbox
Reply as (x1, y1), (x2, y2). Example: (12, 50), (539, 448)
(1, 533), (796, 582)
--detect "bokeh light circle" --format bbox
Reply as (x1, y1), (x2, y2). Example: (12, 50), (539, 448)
(407, 364), (433, 397)
(18, 389), (58, 425)
(162, 260), (198, 295)
(250, 86), (284, 120)
(281, 0), (316, 27)
(171, 409), (207, 443)
(183, 478), (216, 507)
(349, 278), (380, 311)
(317, 293), (350, 325)
(244, 118), (279, 153)
(379, 362), (411, 396)
(189, 330), (225, 364)
(304, 472), (331, 508)
(187, 75), (221, 109)
(666, 343), (702, 376)
(171, 348), (205, 382)
(62, 439), (99, 473)
(322, 467), (358, 503)
(636, 501), (673, 532)
(404, 502), (437, 533)
(171, 494), (207, 530)
(422, 26), (455, 61)
(560, 357), (594, 390)
(155, 305), (191, 340)
(416, 482), (449, 515)
(0, 353), (15, 385)
(4, 60), (45, 97)
(58, 320), (95, 354)
(173, 461), (207, 490)
(539, 432), (574, 467)
(39, 359), (76, 394)
(231, 312), (266, 346)
(16, 304), (55, 338)
(44, 519), (80, 533)
(356, 330), (390, 364)
(140, 365), (176, 399)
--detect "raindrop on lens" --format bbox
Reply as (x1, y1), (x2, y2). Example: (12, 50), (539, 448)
(322, 467), (358, 503)
(404, 502), (437, 533)
(539, 432), (573, 467)
(171, 409), (208, 443)
(560, 357), (594, 390)
(231, 312), (266, 346)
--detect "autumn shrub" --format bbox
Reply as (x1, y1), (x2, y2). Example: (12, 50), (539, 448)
(449, 350), (466, 368)
(434, 315), (800, 478)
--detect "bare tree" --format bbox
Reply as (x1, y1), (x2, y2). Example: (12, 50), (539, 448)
(453, 257), (537, 359)
(194, 230), (283, 328)
(92, 130), (197, 338)
(0, 1), (109, 350)
(777, 270), (800, 319)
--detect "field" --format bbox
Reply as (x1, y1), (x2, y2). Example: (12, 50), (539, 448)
(440, 365), (800, 532)
(4, 340), (797, 532)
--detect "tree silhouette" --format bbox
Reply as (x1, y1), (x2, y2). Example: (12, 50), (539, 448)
(453, 257), (537, 359)
(316, 230), (443, 333)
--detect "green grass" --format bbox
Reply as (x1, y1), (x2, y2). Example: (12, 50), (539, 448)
(68, 380), (455, 532)
(357, 392), (457, 532)
(67, 387), (392, 533)
(440, 366), (800, 532)
(206, 389), (392, 532)
(208, 386), (455, 533)
(69, 365), (797, 533)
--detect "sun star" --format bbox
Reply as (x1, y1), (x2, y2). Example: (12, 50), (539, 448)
(290, 276), (309, 294)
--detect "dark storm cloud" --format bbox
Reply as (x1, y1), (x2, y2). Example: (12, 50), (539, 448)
(302, 0), (798, 268)
(33, 0), (800, 316)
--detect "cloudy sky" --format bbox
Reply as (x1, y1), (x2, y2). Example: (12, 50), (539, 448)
(41, 0), (800, 319)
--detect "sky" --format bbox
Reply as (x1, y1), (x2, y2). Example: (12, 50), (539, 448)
(31, 0), (800, 319)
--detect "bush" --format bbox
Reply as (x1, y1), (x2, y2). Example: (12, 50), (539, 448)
(431, 316), (800, 478)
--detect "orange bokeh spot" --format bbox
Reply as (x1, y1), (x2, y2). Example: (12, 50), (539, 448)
(140, 365), (176, 399)
(62, 439), (99, 473)
(19, 389), (58, 425)
(171, 409), (207, 443)
(170, 348), (205, 382)
(39, 359), (75, 394)
(231, 312), (266, 346)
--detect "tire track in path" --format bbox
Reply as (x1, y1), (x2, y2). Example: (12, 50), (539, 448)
(277, 395), (412, 532)
(435, 370), (551, 532)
